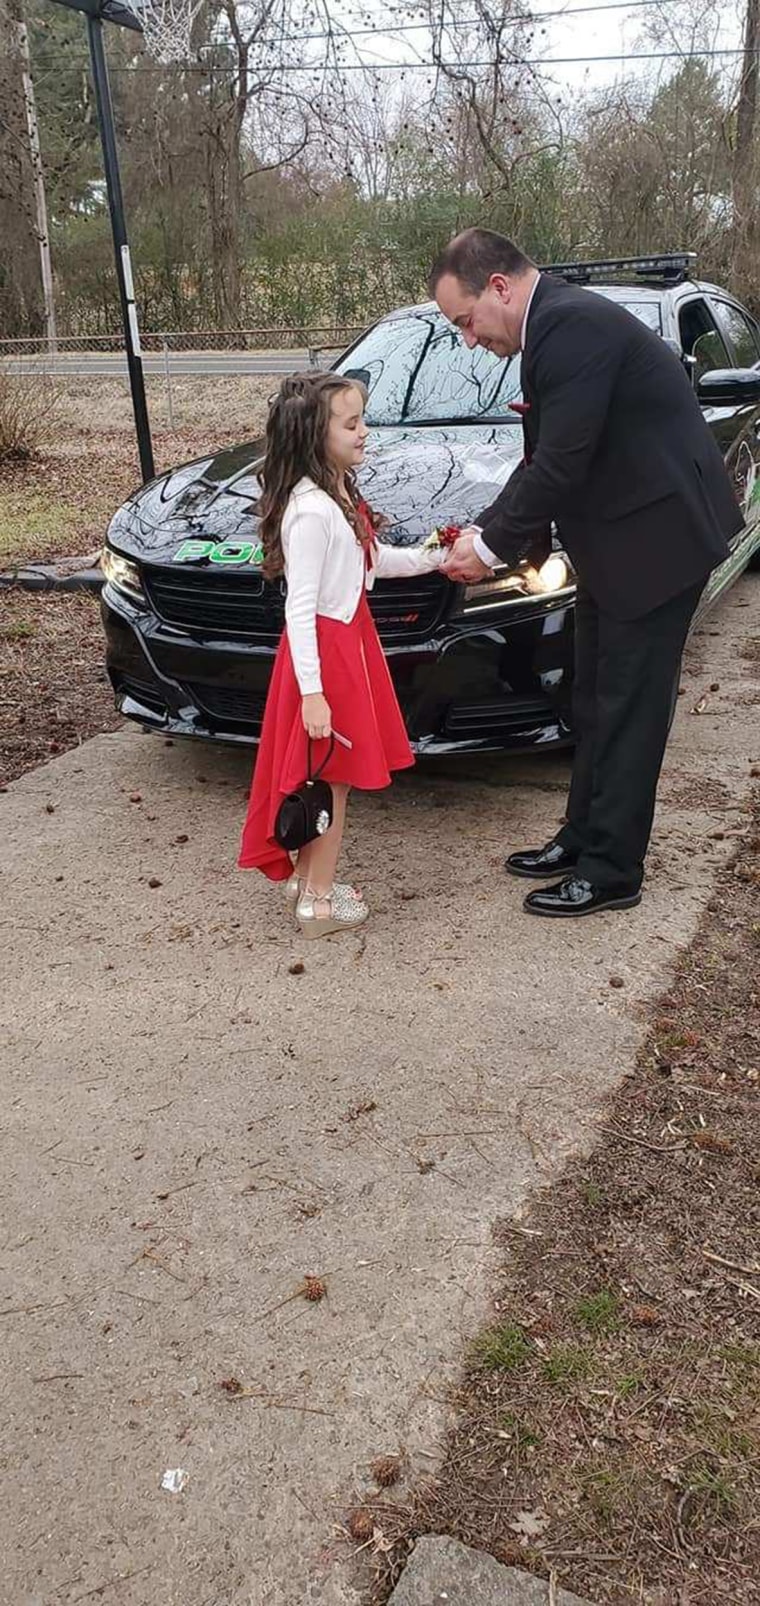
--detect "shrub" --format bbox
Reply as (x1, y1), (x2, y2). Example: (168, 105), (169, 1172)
(0, 372), (60, 461)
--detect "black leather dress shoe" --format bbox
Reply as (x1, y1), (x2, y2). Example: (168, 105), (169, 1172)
(505, 839), (579, 879)
(523, 875), (642, 917)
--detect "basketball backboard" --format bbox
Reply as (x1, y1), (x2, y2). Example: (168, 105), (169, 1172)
(51, 0), (200, 61)
(49, 0), (143, 32)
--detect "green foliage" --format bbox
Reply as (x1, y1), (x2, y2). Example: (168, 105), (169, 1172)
(575, 1289), (620, 1334)
(26, 0), (102, 219)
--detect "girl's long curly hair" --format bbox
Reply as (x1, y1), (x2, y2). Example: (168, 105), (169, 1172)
(258, 371), (379, 580)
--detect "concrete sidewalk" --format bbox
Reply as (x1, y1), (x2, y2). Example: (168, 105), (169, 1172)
(1, 579), (757, 1605)
(388, 1538), (591, 1604)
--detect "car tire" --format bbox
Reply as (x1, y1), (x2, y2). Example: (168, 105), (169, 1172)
(747, 543), (760, 571)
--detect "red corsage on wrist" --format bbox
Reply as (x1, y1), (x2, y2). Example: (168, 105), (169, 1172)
(423, 523), (462, 551)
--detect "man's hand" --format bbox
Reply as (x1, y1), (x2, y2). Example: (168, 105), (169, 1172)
(440, 527), (494, 584)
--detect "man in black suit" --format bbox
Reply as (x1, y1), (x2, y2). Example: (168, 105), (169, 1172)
(432, 228), (743, 917)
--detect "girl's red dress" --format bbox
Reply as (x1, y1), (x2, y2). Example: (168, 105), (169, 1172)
(238, 567), (414, 880)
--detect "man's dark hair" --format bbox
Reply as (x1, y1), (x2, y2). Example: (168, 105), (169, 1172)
(429, 228), (535, 296)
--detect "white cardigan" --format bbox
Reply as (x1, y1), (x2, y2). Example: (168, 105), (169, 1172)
(281, 477), (444, 695)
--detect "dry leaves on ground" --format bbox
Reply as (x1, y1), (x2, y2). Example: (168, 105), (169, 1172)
(363, 803), (760, 1606)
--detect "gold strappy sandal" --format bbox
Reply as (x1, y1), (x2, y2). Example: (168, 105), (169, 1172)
(295, 883), (369, 939)
(285, 874), (360, 910)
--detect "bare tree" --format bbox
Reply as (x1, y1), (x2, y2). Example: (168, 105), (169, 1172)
(185, 0), (377, 325)
(300, 70), (409, 202)
(0, 0), (45, 335)
(413, 0), (564, 200)
(728, 0), (760, 297)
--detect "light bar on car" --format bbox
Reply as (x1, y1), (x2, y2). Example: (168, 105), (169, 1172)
(542, 252), (697, 286)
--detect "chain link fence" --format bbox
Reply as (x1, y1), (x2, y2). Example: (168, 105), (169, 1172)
(0, 325), (370, 442)
(0, 325), (366, 357)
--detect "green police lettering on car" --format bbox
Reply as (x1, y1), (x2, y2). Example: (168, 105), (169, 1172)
(173, 539), (215, 563)
(210, 542), (254, 563)
(173, 539), (264, 565)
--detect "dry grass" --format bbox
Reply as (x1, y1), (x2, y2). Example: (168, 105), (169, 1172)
(353, 805), (760, 1606)
(0, 376), (273, 569)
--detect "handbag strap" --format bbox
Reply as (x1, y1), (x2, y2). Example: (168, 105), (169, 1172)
(307, 734), (335, 784)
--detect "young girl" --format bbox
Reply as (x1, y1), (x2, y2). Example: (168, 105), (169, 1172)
(238, 371), (448, 938)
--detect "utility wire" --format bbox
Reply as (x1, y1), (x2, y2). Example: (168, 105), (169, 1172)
(89, 46), (750, 72)
(135, 0), (696, 45)
(28, 0), (719, 64)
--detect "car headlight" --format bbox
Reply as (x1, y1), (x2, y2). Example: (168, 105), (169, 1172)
(101, 544), (144, 601)
(464, 552), (575, 610)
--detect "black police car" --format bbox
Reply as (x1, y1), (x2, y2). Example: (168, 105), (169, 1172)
(101, 253), (760, 756)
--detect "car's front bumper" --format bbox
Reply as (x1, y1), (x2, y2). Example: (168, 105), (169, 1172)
(101, 581), (576, 756)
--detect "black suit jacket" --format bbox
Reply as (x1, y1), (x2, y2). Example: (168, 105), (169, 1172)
(477, 274), (743, 619)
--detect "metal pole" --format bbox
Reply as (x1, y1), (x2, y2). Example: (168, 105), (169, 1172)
(162, 337), (175, 431)
(86, 13), (155, 482)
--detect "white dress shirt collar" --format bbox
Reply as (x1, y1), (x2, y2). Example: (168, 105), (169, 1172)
(520, 272), (541, 351)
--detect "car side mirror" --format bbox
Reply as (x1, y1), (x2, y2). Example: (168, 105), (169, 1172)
(342, 366), (371, 391)
(663, 338), (698, 381)
(697, 367), (760, 406)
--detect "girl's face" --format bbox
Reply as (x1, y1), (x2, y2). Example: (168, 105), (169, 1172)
(325, 386), (369, 476)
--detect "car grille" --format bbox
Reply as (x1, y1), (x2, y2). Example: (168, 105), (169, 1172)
(188, 683), (267, 731)
(442, 694), (561, 742)
(116, 674), (167, 716)
(368, 575), (450, 642)
(145, 567), (285, 642)
(144, 566), (449, 646)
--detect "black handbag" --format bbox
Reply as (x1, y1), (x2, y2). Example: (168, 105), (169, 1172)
(274, 736), (335, 851)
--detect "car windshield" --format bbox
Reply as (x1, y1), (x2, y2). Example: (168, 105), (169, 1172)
(336, 295), (663, 426)
(593, 290), (663, 333)
(335, 309), (523, 426)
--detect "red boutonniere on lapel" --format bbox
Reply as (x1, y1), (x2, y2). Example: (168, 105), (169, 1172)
(509, 400), (533, 464)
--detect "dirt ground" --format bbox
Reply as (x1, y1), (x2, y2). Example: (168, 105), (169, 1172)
(0, 590), (120, 785)
(364, 805), (760, 1606)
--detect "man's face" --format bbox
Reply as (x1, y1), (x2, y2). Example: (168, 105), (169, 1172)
(435, 271), (521, 358)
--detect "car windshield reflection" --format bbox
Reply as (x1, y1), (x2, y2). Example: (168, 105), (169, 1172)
(336, 309), (523, 426)
(336, 295), (664, 428)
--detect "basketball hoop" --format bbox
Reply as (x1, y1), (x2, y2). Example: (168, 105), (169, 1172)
(135, 0), (204, 62)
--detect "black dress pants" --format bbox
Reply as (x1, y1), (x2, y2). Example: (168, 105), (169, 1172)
(555, 580), (705, 891)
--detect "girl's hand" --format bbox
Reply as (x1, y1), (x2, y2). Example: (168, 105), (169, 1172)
(302, 693), (332, 739)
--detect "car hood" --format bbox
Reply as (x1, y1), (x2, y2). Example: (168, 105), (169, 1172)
(107, 424), (524, 562)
